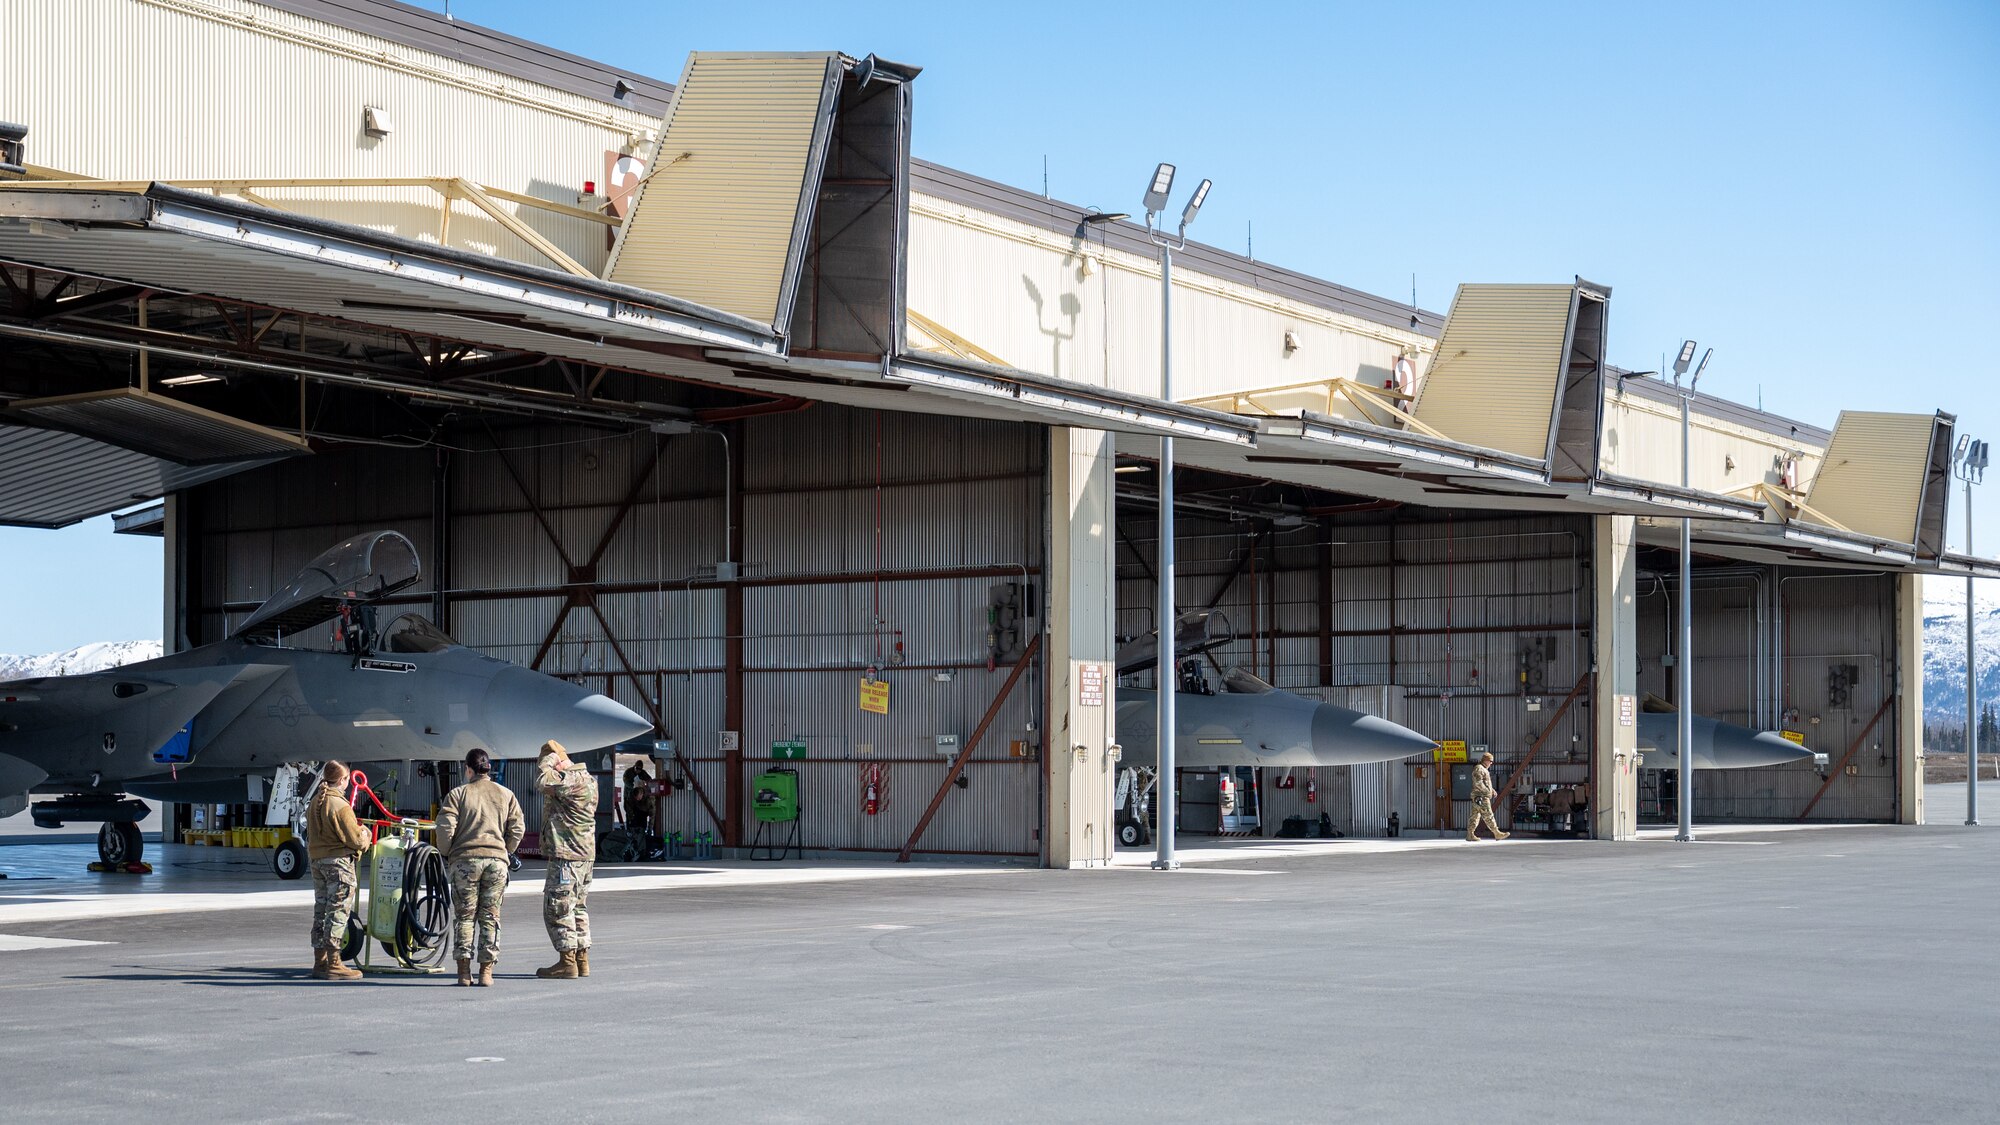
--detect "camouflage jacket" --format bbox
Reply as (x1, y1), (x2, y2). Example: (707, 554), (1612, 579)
(538, 761), (598, 861)
(1471, 763), (1496, 802)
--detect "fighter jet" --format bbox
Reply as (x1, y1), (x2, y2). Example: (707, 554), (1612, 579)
(1110, 612), (1437, 771)
(1115, 667), (1439, 772)
(0, 530), (652, 870)
(1634, 705), (1823, 771)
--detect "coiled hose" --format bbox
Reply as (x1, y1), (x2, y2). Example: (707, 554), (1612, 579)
(391, 840), (453, 969)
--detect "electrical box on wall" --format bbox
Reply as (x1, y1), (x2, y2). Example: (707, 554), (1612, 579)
(935, 733), (960, 757)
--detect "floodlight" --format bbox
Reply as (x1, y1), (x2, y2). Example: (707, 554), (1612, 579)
(1143, 162), (1175, 213)
(1957, 434), (1973, 460)
(1690, 348), (1712, 389)
(1978, 440), (1991, 472)
(1179, 178), (1212, 228)
(1673, 340), (1698, 375)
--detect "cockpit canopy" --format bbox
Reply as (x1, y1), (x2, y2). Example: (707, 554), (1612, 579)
(381, 612), (457, 654)
(232, 530), (421, 640)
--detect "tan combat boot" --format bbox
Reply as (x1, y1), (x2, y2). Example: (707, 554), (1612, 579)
(477, 962), (494, 987)
(575, 949), (589, 977)
(324, 949), (362, 981)
(311, 948), (331, 979)
(1496, 830), (1510, 840)
(536, 951), (579, 980)
(456, 959), (472, 986)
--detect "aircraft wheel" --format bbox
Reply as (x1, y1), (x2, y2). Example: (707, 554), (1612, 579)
(1117, 821), (1148, 848)
(98, 821), (144, 866)
(273, 839), (309, 880)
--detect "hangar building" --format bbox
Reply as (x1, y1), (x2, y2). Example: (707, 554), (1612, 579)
(3, 0), (1992, 865)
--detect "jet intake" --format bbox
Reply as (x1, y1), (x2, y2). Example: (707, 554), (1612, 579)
(31, 796), (151, 829)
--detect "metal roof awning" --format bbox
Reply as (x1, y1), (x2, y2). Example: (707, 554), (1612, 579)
(706, 350), (1262, 444)
(1123, 408), (1770, 521)
(1641, 517), (2000, 577)
(0, 422), (279, 529)
(0, 185), (1273, 445)
(0, 185), (783, 355)
(6, 386), (310, 463)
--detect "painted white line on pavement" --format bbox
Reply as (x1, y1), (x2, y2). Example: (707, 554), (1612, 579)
(0, 934), (114, 951)
(0, 863), (1011, 925)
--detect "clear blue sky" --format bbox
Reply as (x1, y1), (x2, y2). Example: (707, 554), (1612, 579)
(2, 0), (1994, 652)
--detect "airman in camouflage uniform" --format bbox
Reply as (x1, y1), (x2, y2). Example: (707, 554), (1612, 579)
(535, 740), (598, 980)
(1466, 751), (1509, 842)
(436, 748), (525, 986)
(305, 761), (371, 981)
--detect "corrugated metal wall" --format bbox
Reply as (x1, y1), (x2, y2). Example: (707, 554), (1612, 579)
(1600, 384), (1827, 495)
(1116, 511), (1592, 836)
(186, 404), (1048, 856)
(7, 0), (654, 272)
(1636, 567), (1900, 821)
(906, 197), (1432, 407)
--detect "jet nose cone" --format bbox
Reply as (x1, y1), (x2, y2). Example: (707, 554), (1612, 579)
(1310, 704), (1439, 765)
(1743, 729), (1816, 768)
(482, 667), (653, 757)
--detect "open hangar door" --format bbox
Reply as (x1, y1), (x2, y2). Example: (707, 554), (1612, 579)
(1634, 557), (1900, 821)
(1113, 463), (1596, 842)
(178, 402), (1050, 860)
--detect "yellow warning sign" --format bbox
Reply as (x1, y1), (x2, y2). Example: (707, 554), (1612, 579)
(1434, 739), (1468, 763)
(858, 678), (890, 715)
(1780, 730), (1806, 745)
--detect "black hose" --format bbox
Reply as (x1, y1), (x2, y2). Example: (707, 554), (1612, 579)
(392, 841), (453, 969)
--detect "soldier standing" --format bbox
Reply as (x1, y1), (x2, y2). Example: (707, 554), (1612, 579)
(436, 748), (524, 987)
(305, 760), (371, 981)
(536, 740), (598, 980)
(1466, 751), (1509, 842)
(622, 757), (653, 841)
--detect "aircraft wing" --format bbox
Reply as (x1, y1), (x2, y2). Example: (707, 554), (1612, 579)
(0, 665), (278, 789)
(0, 752), (47, 815)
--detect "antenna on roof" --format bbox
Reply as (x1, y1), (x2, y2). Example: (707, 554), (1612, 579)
(1042, 155), (1048, 200)
(1247, 220), (1253, 259)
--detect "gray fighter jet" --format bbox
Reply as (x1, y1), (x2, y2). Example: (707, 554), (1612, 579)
(1634, 708), (1822, 771)
(1111, 613), (1437, 771)
(1115, 668), (1439, 771)
(0, 530), (651, 869)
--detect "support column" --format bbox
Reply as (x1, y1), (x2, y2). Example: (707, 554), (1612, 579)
(1592, 514), (1640, 840)
(1045, 426), (1117, 868)
(160, 494), (183, 847)
(1895, 572), (1926, 825)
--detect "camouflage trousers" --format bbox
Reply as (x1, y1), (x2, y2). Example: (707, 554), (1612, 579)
(309, 856), (358, 950)
(1467, 797), (1503, 840)
(449, 857), (509, 965)
(543, 858), (593, 952)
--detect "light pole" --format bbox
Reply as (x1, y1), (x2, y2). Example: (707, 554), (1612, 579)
(1673, 340), (1710, 843)
(1956, 435), (1989, 824)
(1142, 162), (1210, 872)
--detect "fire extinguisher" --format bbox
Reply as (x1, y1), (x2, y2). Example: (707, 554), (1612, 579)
(864, 765), (881, 816)
(1305, 770), (1318, 805)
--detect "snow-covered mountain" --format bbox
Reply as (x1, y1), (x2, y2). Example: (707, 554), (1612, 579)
(0, 640), (162, 682)
(1923, 578), (2000, 725)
